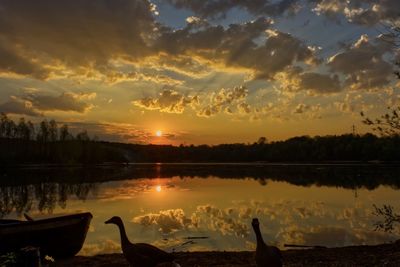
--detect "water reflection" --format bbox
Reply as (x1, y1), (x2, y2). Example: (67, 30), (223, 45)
(0, 182), (97, 217)
(2, 164), (400, 190)
(1, 164), (399, 254)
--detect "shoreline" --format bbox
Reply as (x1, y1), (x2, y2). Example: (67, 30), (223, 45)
(58, 241), (400, 267)
(4, 161), (400, 168)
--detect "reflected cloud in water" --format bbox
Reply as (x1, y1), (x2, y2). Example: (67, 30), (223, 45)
(1, 164), (400, 255)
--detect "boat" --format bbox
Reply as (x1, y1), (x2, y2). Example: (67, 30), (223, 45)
(0, 212), (92, 258)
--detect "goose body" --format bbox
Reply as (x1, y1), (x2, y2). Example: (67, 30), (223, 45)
(252, 218), (282, 267)
(105, 216), (178, 267)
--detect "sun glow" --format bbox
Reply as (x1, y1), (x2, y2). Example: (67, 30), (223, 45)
(155, 185), (162, 192)
(155, 130), (162, 137)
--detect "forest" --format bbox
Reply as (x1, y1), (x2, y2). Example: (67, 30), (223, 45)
(1, 113), (400, 164)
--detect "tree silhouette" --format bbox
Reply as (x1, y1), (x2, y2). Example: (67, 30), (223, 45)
(361, 107), (400, 136)
(16, 118), (30, 140)
(27, 121), (35, 140)
(361, 47), (400, 135)
(373, 204), (400, 233)
(49, 119), (58, 142)
(59, 124), (71, 141)
(0, 113), (16, 138)
(76, 130), (90, 141)
(37, 120), (50, 142)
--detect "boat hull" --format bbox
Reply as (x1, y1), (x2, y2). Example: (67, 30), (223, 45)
(0, 212), (92, 258)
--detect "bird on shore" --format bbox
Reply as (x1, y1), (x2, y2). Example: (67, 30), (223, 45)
(251, 218), (282, 267)
(105, 216), (180, 267)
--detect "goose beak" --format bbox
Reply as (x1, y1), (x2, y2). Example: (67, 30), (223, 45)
(104, 218), (112, 224)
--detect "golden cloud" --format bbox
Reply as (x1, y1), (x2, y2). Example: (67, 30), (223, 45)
(132, 89), (199, 114)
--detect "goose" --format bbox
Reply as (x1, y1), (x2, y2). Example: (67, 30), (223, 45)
(105, 216), (180, 267)
(251, 218), (282, 267)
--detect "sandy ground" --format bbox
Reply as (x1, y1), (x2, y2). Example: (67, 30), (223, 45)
(58, 241), (400, 267)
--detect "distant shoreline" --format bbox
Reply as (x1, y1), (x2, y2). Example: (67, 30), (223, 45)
(2, 134), (400, 165)
(3, 161), (400, 168)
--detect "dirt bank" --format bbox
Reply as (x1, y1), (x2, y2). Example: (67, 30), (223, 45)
(58, 241), (400, 267)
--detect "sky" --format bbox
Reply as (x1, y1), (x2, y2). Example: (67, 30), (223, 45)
(0, 0), (400, 145)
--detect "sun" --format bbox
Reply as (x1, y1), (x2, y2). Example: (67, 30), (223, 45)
(155, 185), (162, 192)
(155, 130), (163, 137)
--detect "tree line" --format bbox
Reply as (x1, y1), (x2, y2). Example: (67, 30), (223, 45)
(120, 133), (400, 163)
(0, 113), (124, 164)
(1, 113), (400, 164)
(0, 113), (90, 142)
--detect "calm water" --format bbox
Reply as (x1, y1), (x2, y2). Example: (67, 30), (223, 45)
(1, 164), (400, 255)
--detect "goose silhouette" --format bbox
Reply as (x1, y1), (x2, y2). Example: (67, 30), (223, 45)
(252, 218), (282, 267)
(105, 216), (180, 267)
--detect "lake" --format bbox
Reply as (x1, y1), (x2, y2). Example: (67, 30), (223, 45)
(1, 164), (399, 256)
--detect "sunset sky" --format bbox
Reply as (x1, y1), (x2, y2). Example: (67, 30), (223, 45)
(0, 0), (399, 144)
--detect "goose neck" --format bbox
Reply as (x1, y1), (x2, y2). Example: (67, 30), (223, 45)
(253, 224), (265, 245)
(116, 221), (131, 246)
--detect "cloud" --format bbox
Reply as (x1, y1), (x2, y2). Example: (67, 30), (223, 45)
(0, 44), (49, 79)
(132, 86), (254, 118)
(0, 92), (95, 116)
(193, 204), (250, 237)
(128, 199), (399, 250)
(312, 0), (400, 26)
(328, 34), (394, 90)
(132, 89), (199, 114)
(0, 0), (156, 79)
(0, 96), (41, 116)
(156, 18), (319, 80)
(274, 66), (342, 94)
(298, 72), (342, 93)
(24, 92), (96, 113)
(333, 92), (374, 114)
(166, 0), (302, 18)
(147, 54), (213, 79)
(132, 209), (193, 234)
(132, 204), (251, 238)
(104, 71), (184, 86)
(197, 86), (251, 117)
(293, 103), (321, 117)
(0, 1), (318, 84)
(281, 225), (394, 247)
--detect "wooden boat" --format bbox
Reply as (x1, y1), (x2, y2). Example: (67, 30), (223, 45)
(0, 212), (92, 258)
